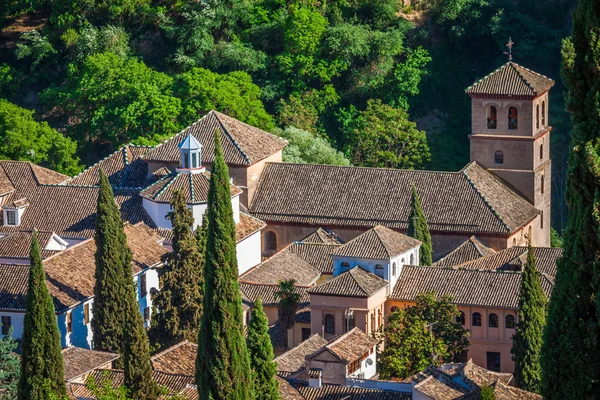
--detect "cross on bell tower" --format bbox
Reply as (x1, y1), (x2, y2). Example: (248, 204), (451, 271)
(504, 37), (514, 61)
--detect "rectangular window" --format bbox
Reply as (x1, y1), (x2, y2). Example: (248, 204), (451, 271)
(1, 316), (11, 335)
(6, 211), (16, 226)
(302, 328), (311, 342)
(486, 352), (501, 372)
(84, 303), (90, 325)
(66, 312), (72, 334)
(144, 307), (150, 322)
(140, 274), (147, 297)
(192, 153), (197, 168)
(184, 153), (189, 169)
(541, 210), (544, 229)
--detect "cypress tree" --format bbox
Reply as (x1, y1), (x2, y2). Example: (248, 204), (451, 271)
(541, 1), (600, 397)
(511, 244), (546, 393)
(18, 234), (66, 400)
(123, 270), (158, 400)
(246, 298), (279, 400)
(407, 184), (432, 265)
(92, 171), (129, 360)
(196, 130), (254, 399)
(150, 189), (204, 349)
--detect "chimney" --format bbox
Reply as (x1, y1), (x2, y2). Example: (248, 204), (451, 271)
(308, 368), (323, 389)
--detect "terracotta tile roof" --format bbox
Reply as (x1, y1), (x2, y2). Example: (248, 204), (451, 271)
(140, 170), (242, 204)
(0, 264), (29, 310)
(333, 226), (420, 259)
(455, 246), (562, 277)
(0, 167), (15, 196)
(269, 322), (289, 351)
(309, 327), (378, 364)
(390, 266), (554, 309)
(466, 62), (554, 98)
(62, 347), (119, 381)
(42, 223), (167, 311)
(239, 283), (310, 308)
(0, 231), (61, 260)
(151, 340), (197, 376)
(0, 161), (68, 190)
(6, 197), (29, 208)
(249, 162), (539, 235)
(64, 145), (154, 188)
(68, 368), (195, 398)
(414, 375), (465, 399)
(143, 111), (287, 166)
(308, 267), (388, 298)
(488, 381), (542, 400)
(277, 376), (304, 400)
(434, 236), (496, 268)
(288, 242), (340, 274)
(240, 250), (321, 287)
(274, 334), (328, 377)
(301, 228), (343, 245)
(294, 381), (411, 400)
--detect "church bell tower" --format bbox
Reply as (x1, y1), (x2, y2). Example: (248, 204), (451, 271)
(466, 61), (554, 247)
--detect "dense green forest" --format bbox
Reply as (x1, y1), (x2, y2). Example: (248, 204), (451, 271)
(0, 0), (575, 229)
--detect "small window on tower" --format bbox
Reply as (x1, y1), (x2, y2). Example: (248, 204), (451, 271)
(487, 106), (497, 129)
(184, 153), (189, 169)
(540, 143), (543, 160)
(192, 153), (197, 168)
(541, 175), (545, 194)
(536, 104), (540, 129)
(542, 101), (546, 126)
(265, 231), (277, 251)
(508, 107), (518, 130)
(495, 151), (504, 164)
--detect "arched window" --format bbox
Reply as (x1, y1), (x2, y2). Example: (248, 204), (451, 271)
(541, 210), (544, 229)
(506, 314), (516, 329)
(265, 231), (277, 251)
(487, 106), (497, 129)
(456, 311), (465, 325)
(391, 306), (399, 314)
(528, 226), (532, 241)
(541, 175), (544, 194)
(489, 313), (499, 328)
(325, 314), (335, 333)
(375, 264), (384, 278)
(495, 151), (504, 164)
(378, 310), (382, 328)
(540, 143), (543, 160)
(472, 312), (482, 327)
(410, 254), (414, 265)
(512, 238), (517, 246)
(542, 101), (546, 126)
(341, 262), (350, 270)
(536, 104), (540, 129)
(392, 263), (397, 277)
(508, 107), (518, 130)
(370, 313), (375, 333)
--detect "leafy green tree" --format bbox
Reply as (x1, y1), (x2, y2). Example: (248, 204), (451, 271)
(344, 100), (430, 170)
(379, 291), (467, 379)
(18, 234), (66, 400)
(196, 130), (254, 399)
(41, 52), (182, 163)
(91, 171), (130, 362)
(150, 190), (204, 349)
(0, 327), (20, 399)
(379, 306), (446, 379)
(15, 30), (57, 70)
(541, 1), (600, 396)
(275, 279), (301, 331)
(550, 228), (562, 248)
(0, 99), (82, 175)
(174, 68), (274, 130)
(246, 299), (279, 400)
(511, 244), (546, 393)
(122, 267), (158, 399)
(407, 184), (433, 266)
(70, 25), (130, 60)
(411, 292), (469, 362)
(480, 385), (496, 400)
(275, 126), (350, 166)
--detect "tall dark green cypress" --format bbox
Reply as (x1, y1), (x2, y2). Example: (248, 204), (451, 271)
(511, 244), (546, 393)
(92, 171), (129, 359)
(407, 184), (432, 265)
(541, 1), (600, 397)
(18, 234), (66, 400)
(123, 270), (158, 400)
(196, 130), (254, 399)
(150, 190), (204, 349)
(247, 299), (279, 400)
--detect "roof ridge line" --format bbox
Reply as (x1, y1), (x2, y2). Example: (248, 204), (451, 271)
(509, 62), (536, 94)
(372, 226), (394, 258)
(462, 168), (511, 232)
(143, 114), (211, 159)
(152, 173), (178, 201)
(213, 112), (252, 165)
(189, 173), (195, 202)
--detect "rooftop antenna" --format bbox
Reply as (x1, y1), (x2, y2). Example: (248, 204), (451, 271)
(504, 37), (514, 62)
